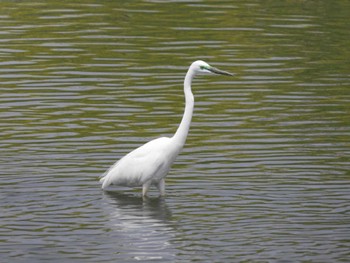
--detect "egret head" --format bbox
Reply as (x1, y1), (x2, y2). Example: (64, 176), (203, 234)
(191, 60), (234, 77)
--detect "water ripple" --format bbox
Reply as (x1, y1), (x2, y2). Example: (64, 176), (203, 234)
(1, 1), (350, 262)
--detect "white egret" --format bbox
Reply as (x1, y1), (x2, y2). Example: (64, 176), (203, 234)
(100, 60), (233, 197)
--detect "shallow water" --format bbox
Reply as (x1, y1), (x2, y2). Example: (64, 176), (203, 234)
(1, 1), (350, 262)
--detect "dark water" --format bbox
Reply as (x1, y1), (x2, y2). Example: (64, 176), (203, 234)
(1, 1), (349, 262)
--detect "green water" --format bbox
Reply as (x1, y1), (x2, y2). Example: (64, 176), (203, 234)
(1, 1), (349, 262)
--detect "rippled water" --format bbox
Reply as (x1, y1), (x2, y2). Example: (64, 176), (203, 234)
(1, 1), (350, 262)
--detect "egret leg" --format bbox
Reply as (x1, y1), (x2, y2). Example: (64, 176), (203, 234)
(142, 181), (151, 197)
(157, 179), (166, 196)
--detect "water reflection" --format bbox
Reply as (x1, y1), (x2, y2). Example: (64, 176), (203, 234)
(1, 0), (349, 262)
(102, 192), (176, 261)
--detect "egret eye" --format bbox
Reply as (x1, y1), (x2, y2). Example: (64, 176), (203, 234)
(200, 65), (209, 71)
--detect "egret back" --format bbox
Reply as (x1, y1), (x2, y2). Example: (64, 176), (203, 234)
(100, 137), (181, 189)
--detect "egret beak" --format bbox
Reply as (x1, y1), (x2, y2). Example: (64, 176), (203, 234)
(208, 66), (234, 76)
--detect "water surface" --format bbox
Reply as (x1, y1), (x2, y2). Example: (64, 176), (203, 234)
(1, 1), (349, 262)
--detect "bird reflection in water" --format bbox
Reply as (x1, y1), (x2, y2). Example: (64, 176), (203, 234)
(101, 191), (177, 261)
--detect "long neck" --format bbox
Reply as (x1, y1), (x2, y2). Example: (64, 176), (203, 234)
(172, 69), (195, 146)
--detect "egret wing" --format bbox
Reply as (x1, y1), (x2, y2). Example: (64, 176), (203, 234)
(100, 137), (172, 188)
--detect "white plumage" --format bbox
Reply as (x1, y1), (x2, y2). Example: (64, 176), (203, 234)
(100, 137), (180, 191)
(99, 60), (233, 197)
